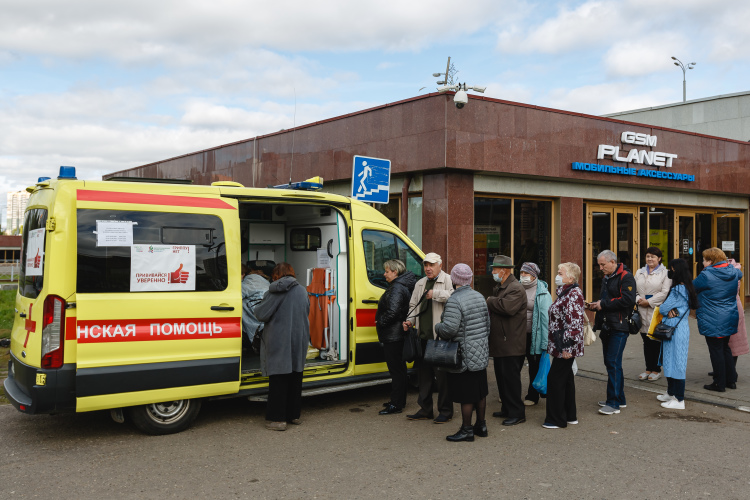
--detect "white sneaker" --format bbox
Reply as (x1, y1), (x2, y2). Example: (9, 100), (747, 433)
(567, 420), (578, 425)
(638, 372), (649, 380)
(648, 372), (662, 381)
(661, 399), (685, 410)
(656, 393), (674, 402)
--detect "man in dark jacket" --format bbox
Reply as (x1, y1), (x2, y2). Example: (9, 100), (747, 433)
(588, 249), (636, 415)
(487, 255), (528, 426)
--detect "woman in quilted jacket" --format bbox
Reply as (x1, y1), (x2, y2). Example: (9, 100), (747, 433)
(543, 262), (585, 429)
(435, 263), (490, 442)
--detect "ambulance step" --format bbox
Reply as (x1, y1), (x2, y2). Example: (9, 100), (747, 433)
(247, 378), (392, 402)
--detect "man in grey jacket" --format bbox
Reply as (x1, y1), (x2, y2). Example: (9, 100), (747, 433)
(403, 252), (454, 423)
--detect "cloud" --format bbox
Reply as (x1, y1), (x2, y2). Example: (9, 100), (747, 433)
(543, 82), (673, 115)
(604, 34), (689, 78)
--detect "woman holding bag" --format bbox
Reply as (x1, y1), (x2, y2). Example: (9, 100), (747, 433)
(634, 247), (671, 381)
(434, 264), (490, 442)
(656, 258), (699, 409)
(542, 262), (585, 429)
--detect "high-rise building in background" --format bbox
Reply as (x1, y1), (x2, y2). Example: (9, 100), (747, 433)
(6, 191), (30, 235)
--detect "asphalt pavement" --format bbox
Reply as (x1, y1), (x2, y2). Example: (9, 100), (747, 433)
(577, 308), (750, 412)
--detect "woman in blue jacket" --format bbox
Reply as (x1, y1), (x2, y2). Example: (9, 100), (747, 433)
(693, 247), (743, 392)
(656, 259), (698, 409)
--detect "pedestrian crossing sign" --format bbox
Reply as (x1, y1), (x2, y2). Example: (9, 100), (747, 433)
(351, 155), (391, 204)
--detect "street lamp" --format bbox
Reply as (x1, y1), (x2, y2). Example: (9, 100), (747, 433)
(671, 56), (696, 102)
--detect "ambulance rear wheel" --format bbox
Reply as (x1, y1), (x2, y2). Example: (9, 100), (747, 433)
(128, 399), (202, 435)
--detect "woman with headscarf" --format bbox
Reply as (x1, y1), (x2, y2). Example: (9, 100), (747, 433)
(518, 262), (552, 406)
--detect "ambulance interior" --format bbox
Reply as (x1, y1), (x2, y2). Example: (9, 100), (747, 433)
(238, 202), (348, 373)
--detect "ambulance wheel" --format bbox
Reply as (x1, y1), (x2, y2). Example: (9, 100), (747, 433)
(127, 399), (202, 435)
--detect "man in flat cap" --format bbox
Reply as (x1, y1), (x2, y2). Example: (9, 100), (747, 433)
(486, 255), (528, 426)
(403, 252), (454, 424)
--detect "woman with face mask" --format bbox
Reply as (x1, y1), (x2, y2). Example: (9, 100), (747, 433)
(518, 262), (552, 406)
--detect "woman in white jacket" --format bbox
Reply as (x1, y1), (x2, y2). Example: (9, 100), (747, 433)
(635, 247), (671, 381)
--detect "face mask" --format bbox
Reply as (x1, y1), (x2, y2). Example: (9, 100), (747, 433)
(493, 272), (503, 283)
(520, 276), (533, 285)
(668, 270), (674, 279)
(554, 275), (564, 287)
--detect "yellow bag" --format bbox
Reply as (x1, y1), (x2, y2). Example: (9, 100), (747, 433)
(646, 306), (663, 341)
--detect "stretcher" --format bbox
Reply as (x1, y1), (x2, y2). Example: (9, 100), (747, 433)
(307, 267), (337, 360)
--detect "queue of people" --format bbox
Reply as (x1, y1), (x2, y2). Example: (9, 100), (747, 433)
(245, 245), (745, 435)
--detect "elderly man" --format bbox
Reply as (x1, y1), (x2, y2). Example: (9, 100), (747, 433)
(587, 249), (636, 416)
(403, 252), (454, 424)
(487, 255), (528, 426)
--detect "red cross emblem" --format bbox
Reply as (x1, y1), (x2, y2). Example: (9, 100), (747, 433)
(24, 304), (36, 348)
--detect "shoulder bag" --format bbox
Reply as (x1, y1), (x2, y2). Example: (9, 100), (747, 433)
(583, 315), (596, 346)
(422, 296), (463, 370)
(628, 306), (642, 335)
(402, 290), (429, 363)
(651, 307), (688, 342)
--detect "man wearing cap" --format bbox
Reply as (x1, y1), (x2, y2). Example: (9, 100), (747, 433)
(403, 252), (454, 423)
(486, 255), (528, 426)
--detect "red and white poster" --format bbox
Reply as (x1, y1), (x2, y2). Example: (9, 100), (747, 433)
(130, 244), (196, 292)
(25, 228), (45, 277)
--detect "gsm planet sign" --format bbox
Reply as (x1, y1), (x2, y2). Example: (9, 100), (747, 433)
(597, 132), (678, 168)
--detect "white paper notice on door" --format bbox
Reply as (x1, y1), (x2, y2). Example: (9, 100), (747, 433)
(96, 220), (136, 247)
(130, 244), (196, 292)
(25, 228), (45, 277)
(722, 241), (736, 252)
(316, 248), (331, 268)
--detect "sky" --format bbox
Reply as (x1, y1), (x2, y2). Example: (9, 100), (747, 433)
(2, 0), (749, 226)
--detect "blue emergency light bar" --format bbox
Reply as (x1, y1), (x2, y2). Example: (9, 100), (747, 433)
(271, 176), (324, 191)
(58, 166), (77, 179)
(37, 177), (51, 182)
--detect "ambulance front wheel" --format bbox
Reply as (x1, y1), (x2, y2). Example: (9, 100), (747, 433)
(127, 399), (202, 435)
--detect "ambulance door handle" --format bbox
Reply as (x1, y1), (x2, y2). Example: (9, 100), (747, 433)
(211, 305), (235, 311)
(361, 299), (379, 304)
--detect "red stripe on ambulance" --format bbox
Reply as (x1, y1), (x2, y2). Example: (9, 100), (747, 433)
(77, 190), (236, 210)
(75, 317), (241, 343)
(356, 309), (377, 328)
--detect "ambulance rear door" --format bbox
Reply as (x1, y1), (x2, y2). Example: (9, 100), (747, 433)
(73, 187), (242, 412)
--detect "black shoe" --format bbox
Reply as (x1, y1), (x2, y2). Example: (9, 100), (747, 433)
(473, 420), (488, 437)
(382, 402), (390, 407)
(378, 404), (402, 415)
(433, 414), (452, 424)
(727, 382), (737, 390)
(703, 383), (725, 392)
(406, 411), (434, 420)
(502, 417), (526, 426)
(491, 411), (508, 418)
(446, 425), (475, 442)
(708, 372), (714, 377)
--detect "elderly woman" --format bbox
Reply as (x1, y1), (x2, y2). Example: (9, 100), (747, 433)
(543, 262), (585, 429)
(255, 263), (310, 431)
(375, 259), (417, 415)
(634, 247), (671, 381)
(655, 258), (698, 409)
(435, 263), (490, 442)
(694, 248), (743, 392)
(519, 262), (552, 406)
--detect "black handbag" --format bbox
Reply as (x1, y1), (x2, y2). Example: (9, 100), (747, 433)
(652, 307), (688, 342)
(423, 337), (462, 370)
(628, 307), (642, 335)
(402, 290), (429, 363)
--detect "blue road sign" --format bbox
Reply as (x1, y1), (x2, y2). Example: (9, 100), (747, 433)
(351, 155), (391, 204)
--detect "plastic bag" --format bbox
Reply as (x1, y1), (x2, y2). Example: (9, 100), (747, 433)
(532, 353), (552, 395)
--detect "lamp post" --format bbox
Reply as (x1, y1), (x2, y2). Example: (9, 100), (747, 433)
(671, 56), (696, 102)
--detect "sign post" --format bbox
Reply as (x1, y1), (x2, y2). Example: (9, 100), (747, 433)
(351, 155), (391, 204)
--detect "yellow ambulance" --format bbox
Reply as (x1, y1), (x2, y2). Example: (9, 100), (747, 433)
(5, 167), (425, 434)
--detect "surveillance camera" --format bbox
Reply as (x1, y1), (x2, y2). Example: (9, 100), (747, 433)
(454, 90), (468, 109)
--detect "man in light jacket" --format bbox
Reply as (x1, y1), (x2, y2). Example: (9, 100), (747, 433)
(403, 252), (454, 423)
(487, 255), (528, 426)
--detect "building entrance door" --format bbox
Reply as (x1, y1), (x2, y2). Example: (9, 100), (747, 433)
(675, 211), (715, 278)
(585, 205), (639, 302)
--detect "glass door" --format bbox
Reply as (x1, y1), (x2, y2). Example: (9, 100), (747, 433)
(695, 213), (714, 275)
(716, 213), (744, 265)
(676, 211), (696, 276)
(585, 205), (638, 302)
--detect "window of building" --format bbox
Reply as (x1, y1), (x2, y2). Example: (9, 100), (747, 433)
(375, 197), (400, 227)
(474, 197), (551, 298)
(407, 196), (422, 249)
(76, 209), (228, 293)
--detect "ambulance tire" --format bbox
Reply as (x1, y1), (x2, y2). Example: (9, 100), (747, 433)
(127, 399), (202, 435)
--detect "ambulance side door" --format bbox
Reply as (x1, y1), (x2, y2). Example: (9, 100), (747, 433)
(73, 190), (242, 412)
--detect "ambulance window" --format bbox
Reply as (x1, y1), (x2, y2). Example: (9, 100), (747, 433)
(362, 229), (424, 289)
(19, 208), (48, 299)
(76, 209), (228, 293)
(290, 228), (321, 251)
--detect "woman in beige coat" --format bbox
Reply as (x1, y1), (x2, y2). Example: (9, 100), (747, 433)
(635, 247), (671, 381)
